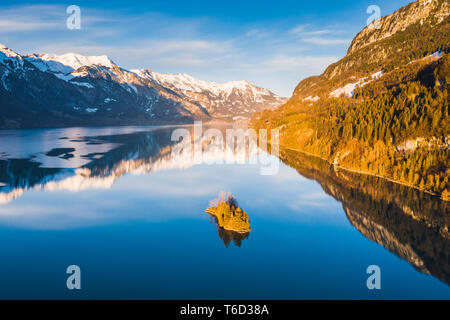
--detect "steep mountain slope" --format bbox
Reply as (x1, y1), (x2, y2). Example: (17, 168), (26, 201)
(252, 0), (450, 199)
(289, 0), (449, 101)
(348, 0), (448, 54)
(0, 45), (286, 129)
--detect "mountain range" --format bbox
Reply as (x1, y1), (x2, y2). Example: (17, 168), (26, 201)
(252, 0), (449, 199)
(0, 45), (286, 129)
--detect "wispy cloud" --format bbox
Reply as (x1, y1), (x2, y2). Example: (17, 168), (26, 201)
(289, 24), (350, 46)
(244, 28), (273, 39)
(0, 5), (64, 32)
(143, 40), (230, 55)
(0, 4), (350, 96)
(0, 20), (59, 32)
(262, 55), (338, 72)
(302, 37), (351, 45)
(290, 24), (310, 34)
(301, 29), (333, 36)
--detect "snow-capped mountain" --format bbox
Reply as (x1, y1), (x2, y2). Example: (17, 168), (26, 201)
(0, 44), (286, 128)
(134, 70), (287, 118)
(0, 43), (25, 71)
(23, 52), (213, 119)
(24, 53), (115, 80)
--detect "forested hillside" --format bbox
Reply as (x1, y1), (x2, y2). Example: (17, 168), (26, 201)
(252, 0), (449, 200)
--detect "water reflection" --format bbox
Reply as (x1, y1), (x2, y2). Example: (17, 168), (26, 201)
(0, 125), (260, 204)
(278, 149), (449, 285)
(216, 226), (250, 248)
(0, 126), (448, 286)
(206, 192), (252, 247)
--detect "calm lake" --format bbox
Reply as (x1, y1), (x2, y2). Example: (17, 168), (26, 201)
(0, 125), (448, 299)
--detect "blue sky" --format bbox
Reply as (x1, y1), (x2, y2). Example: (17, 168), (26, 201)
(0, 0), (412, 96)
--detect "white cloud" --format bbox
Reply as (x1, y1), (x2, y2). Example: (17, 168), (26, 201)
(141, 40), (230, 55)
(301, 29), (332, 36)
(244, 28), (273, 39)
(0, 5), (64, 32)
(302, 37), (351, 45)
(290, 24), (310, 34)
(0, 4), (350, 96)
(262, 55), (338, 72)
(289, 24), (350, 46)
(0, 20), (59, 32)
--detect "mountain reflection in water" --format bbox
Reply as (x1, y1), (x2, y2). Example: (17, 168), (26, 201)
(278, 149), (449, 286)
(0, 125), (260, 204)
(208, 212), (251, 248)
(217, 227), (250, 248)
(0, 126), (448, 288)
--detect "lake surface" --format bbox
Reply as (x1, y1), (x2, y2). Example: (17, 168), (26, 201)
(0, 125), (448, 299)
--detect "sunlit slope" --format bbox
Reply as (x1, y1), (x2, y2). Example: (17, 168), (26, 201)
(252, 0), (450, 199)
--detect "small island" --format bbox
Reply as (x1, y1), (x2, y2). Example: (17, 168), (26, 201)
(206, 192), (252, 234)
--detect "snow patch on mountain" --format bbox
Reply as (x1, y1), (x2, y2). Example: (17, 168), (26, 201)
(0, 44), (24, 70)
(104, 98), (116, 103)
(25, 54), (74, 74)
(28, 53), (115, 72)
(330, 81), (362, 98)
(134, 69), (271, 97)
(71, 82), (94, 89)
(127, 83), (138, 94)
(302, 96), (320, 102)
(1, 70), (10, 91)
(25, 52), (116, 83)
(371, 70), (383, 79)
(330, 70), (384, 98)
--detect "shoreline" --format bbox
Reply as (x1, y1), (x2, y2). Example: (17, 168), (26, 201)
(278, 144), (447, 201)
